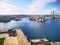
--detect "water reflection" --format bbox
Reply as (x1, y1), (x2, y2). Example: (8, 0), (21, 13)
(0, 20), (17, 30)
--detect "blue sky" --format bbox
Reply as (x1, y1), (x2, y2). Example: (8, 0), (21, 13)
(0, 0), (60, 15)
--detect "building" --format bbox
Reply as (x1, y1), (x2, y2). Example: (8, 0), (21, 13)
(51, 42), (60, 45)
(30, 38), (51, 45)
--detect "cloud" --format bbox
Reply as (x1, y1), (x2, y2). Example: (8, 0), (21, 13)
(0, 0), (57, 15)
(28, 0), (56, 14)
(47, 0), (56, 2)
(0, 0), (8, 2)
(34, 8), (57, 15)
(0, 1), (22, 15)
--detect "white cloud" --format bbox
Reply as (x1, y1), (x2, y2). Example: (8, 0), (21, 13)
(0, 0), (8, 2)
(0, 1), (22, 15)
(28, 0), (56, 14)
(33, 8), (57, 15)
(0, 0), (57, 15)
(47, 0), (56, 2)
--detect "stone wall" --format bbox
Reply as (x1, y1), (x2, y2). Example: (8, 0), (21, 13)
(0, 29), (29, 45)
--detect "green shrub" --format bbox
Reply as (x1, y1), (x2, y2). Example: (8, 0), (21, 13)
(0, 38), (5, 45)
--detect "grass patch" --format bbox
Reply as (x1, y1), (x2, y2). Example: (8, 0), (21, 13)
(0, 38), (5, 45)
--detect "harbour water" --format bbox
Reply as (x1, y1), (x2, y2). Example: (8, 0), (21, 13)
(0, 17), (60, 42)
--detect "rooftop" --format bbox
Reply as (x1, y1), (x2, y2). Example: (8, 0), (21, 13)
(30, 38), (48, 42)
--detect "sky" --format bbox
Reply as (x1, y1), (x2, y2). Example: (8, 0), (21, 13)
(0, 0), (60, 15)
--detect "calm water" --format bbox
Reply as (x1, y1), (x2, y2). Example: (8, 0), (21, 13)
(0, 17), (60, 42)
